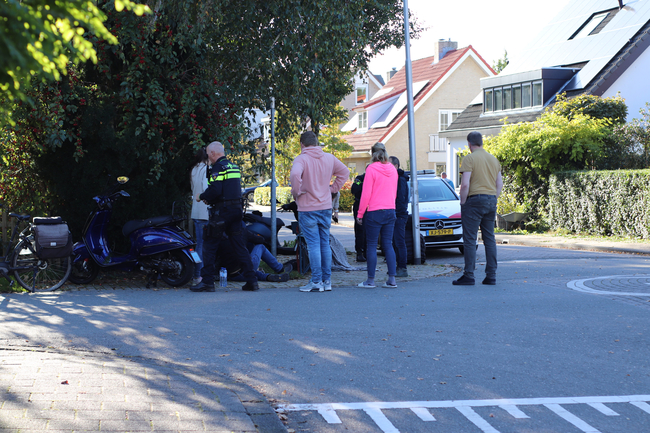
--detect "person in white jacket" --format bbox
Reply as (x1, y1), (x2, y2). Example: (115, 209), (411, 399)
(190, 147), (210, 285)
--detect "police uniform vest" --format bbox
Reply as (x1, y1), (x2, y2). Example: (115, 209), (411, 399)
(200, 156), (243, 207)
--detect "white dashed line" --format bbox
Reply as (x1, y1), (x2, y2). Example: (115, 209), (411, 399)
(277, 394), (650, 433)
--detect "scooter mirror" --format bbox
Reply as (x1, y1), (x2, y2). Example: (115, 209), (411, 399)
(117, 176), (129, 184)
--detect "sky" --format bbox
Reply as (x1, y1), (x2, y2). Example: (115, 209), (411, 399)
(368, 0), (574, 78)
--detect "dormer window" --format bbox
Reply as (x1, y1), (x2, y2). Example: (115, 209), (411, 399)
(356, 86), (368, 105)
(358, 111), (368, 130)
(484, 80), (543, 113)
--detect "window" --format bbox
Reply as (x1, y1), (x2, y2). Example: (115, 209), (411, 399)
(484, 81), (543, 113)
(435, 164), (446, 177)
(513, 85), (522, 109)
(358, 111), (368, 129)
(356, 86), (367, 105)
(494, 88), (503, 111)
(439, 110), (462, 131)
(532, 81), (542, 106)
(522, 83), (531, 107)
(503, 87), (512, 110)
(485, 89), (493, 112)
(571, 10), (615, 39)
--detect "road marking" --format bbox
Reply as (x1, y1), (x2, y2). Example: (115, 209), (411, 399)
(630, 401), (650, 414)
(588, 402), (619, 416)
(277, 394), (650, 433)
(456, 406), (500, 433)
(499, 404), (529, 418)
(410, 407), (435, 421)
(544, 403), (601, 432)
(567, 274), (650, 296)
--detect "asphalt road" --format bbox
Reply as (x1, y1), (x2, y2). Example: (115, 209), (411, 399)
(2, 230), (650, 432)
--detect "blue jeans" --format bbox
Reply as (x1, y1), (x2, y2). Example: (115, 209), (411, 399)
(461, 194), (498, 279)
(393, 215), (408, 269)
(192, 219), (208, 278)
(365, 209), (397, 279)
(231, 243), (283, 282)
(299, 209), (332, 283)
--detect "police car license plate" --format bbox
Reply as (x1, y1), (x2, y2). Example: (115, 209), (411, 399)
(189, 251), (202, 263)
(427, 229), (453, 236)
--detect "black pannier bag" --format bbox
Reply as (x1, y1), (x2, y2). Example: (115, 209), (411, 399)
(32, 217), (73, 259)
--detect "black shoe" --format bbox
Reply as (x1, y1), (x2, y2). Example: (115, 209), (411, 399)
(242, 281), (260, 291)
(452, 275), (475, 286)
(281, 262), (293, 274)
(482, 277), (496, 285)
(190, 282), (215, 292)
(356, 254), (367, 263)
(267, 273), (290, 282)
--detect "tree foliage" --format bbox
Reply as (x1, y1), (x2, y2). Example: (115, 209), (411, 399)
(610, 102), (650, 169)
(1, 0), (416, 236)
(485, 111), (609, 218)
(204, 0), (422, 140)
(552, 93), (627, 124)
(1, 1), (252, 236)
(492, 50), (508, 74)
(485, 93), (630, 220)
(0, 0), (149, 126)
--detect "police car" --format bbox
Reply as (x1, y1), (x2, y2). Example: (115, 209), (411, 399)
(406, 171), (468, 254)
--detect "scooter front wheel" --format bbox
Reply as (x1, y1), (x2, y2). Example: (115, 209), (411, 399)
(68, 256), (100, 284)
(159, 250), (193, 287)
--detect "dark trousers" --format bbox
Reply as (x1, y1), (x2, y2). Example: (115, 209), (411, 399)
(393, 215), (408, 269)
(461, 194), (498, 279)
(201, 205), (256, 285)
(354, 208), (366, 255)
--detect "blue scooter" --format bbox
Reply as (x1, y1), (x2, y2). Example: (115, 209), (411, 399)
(68, 177), (200, 288)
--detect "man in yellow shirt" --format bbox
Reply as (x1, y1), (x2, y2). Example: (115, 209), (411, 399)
(454, 131), (503, 286)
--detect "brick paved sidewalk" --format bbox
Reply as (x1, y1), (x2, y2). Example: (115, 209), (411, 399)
(0, 349), (286, 433)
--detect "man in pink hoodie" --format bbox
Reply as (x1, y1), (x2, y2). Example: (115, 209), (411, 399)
(290, 131), (349, 292)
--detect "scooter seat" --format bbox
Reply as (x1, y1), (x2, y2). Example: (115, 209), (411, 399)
(244, 212), (285, 229)
(122, 215), (175, 237)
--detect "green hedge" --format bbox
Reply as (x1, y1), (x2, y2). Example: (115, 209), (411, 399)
(254, 187), (293, 206)
(339, 189), (353, 212)
(548, 169), (650, 238)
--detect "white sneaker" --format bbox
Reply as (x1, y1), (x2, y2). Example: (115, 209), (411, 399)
(323, 280), (332, 291)
(299, 281), (324, 292)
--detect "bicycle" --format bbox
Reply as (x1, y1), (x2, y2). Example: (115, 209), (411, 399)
(0, 211), (72, 292)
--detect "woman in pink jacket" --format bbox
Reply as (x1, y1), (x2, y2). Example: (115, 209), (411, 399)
(356, 142), (398, 288)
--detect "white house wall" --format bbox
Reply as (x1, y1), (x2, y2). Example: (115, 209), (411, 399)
(601, 44), (650, 121)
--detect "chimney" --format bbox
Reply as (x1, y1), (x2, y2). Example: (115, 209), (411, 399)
(386, 67), (397, 83)
(435, 39), (458, 63)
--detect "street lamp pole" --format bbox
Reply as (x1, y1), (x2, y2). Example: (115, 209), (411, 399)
(270, 97), (277, 257)
(403, 0), (422, 264)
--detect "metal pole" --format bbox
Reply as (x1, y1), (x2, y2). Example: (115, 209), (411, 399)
(270, 97), (277, 257)
(403, 0), (421, 264)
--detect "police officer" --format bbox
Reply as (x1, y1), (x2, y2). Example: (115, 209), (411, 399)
(351, 173), (366, 262)
(190, 141), (259, 292)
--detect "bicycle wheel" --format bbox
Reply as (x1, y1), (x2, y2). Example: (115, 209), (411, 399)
(12, 239), (71, 292)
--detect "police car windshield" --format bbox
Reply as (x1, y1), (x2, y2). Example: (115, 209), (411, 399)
(415, 178), (457, 202)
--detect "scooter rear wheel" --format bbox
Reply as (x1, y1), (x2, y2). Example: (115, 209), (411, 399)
(68, 256), (100, 284)
(159, 250), (193, 287)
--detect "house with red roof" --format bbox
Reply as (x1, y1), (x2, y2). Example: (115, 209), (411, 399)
(341, 40), (495, 175)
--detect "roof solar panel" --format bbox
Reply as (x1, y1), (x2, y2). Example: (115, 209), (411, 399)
(503, 0), (650, 90)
